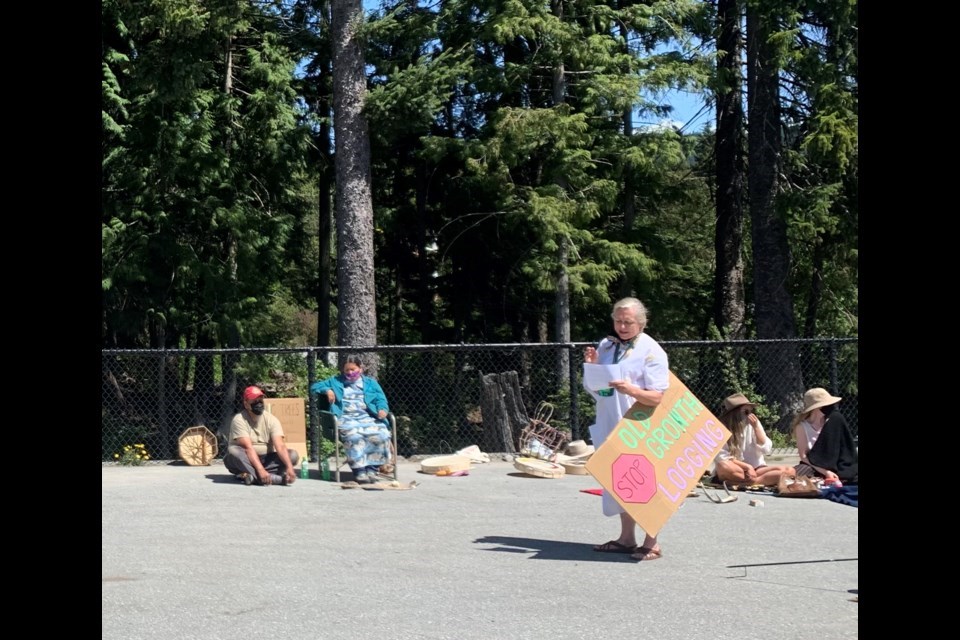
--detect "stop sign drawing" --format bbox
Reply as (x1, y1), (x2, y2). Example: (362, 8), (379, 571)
(611, 454), (657, 503)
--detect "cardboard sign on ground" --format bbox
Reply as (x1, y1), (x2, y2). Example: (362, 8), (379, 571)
(264, 398), (307, 461)
(584, 371), (731, 537)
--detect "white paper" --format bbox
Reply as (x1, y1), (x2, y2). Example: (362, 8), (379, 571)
(583, 363), (623, 391)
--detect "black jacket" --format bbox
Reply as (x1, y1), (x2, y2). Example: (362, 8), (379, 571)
(807, 411), (858, 484)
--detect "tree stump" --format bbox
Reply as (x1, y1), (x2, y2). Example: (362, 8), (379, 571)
(480, 371), (529, 454)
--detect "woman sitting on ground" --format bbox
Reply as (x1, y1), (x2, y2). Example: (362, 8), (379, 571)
(793, 388), (858, 485)
(713, 393), (795, 486)
(310, 354), (393, 484)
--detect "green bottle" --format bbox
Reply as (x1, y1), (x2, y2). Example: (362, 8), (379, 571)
(321, 457), (331, 481)
(300, 455), (309, 479)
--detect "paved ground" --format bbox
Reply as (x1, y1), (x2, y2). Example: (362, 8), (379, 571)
(102, 456), (858, 640)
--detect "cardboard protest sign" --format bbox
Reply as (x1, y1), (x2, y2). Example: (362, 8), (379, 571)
(584, 371), (731, 536)
(264, 398), (308, 460)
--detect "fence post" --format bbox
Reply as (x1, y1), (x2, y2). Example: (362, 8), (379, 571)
(829, 339), (839, 395)
(567, 344), (580, 440)
(307, 349), (317, 463)
(157, 351), (170, 459)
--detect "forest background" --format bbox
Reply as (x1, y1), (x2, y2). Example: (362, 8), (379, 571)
(101, 0), (857, 389)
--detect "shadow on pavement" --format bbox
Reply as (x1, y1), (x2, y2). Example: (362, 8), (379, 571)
(205, 473), (243, 484)
(474, 535), (635, 563)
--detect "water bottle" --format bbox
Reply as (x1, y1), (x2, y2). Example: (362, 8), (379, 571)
(321, 457), (331, 481)
(300, 455), (309, 479)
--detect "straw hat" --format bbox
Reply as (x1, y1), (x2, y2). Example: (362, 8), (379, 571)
(558, 459), (590, 475)
(719, 393), (756, 418)
(801, 388), (842, 413)
(556, 440), (595, 470)
(565, 440), (595, 457)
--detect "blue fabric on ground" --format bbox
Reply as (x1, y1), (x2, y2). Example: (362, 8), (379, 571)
(820, 485), (858, 507)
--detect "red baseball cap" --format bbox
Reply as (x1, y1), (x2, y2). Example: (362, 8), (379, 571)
(243, 386), (265, 402)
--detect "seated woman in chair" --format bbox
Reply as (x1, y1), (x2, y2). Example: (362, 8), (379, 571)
(310, 354), (392, 484)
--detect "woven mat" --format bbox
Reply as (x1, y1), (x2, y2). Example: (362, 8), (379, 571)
(341, 480), (420, 491)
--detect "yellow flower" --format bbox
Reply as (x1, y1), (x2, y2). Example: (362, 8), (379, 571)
(114, 444), (150, 465)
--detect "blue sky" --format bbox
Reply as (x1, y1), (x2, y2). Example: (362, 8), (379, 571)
(639, 89), (713, 133)
(358, 2), (715, 134)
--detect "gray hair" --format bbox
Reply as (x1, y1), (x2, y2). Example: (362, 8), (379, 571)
(611, 297), (648, 329)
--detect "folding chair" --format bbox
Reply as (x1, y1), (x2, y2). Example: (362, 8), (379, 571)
(317, 407), (399, 483)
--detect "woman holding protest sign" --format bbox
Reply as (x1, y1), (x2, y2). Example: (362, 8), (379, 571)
(583, 297), (669, 562)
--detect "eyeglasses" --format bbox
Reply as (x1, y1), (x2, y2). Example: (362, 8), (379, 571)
(614, 320), (638, 327)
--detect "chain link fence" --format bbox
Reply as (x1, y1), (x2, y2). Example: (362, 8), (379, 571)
(102, 338), (857, 464)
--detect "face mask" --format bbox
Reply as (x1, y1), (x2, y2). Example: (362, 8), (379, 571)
(250, 400), (266, 415)
(344, 371), (361, 383)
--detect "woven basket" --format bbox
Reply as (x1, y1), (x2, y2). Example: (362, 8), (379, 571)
(514, 457), (566, 478)
(419, 455), (472, 475)
(518, 402), (569, 462)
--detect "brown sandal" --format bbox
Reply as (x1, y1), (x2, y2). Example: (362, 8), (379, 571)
(631, 546), (663, 561)
(593, 540), (637, 554)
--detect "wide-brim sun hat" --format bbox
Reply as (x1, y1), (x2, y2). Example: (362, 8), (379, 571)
(565, 440), (595, 457)
(719, 393), (757, 418)
(557, 440), (595, 473)
(801, 387), (842, 413)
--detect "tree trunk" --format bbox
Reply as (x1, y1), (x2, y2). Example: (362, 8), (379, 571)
(217, 33), (241, 436)
(555, 238), (571, 392)
(747, 4), (803, 428)
(803, 235), (827, 338)
(551, 0), (570, 396)
(317, 52), (334, 347)
(618, 1), (636, 301)
(331, 0), (378, 371)
(713, 0), (746, 340)
(480, 372), (528, 454)
(416, 155), (432, 343)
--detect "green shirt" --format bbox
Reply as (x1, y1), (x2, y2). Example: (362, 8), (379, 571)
(229, 410), (284, 456)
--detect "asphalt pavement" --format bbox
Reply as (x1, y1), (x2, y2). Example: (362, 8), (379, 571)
(102, 457), (858, 640)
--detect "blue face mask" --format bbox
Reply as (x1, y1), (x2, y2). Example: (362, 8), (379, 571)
(344, 371), (361, 383)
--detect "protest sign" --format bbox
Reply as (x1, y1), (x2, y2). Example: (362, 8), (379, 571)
(584, 371), (731, 536)
(264, 398), (307, 460)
